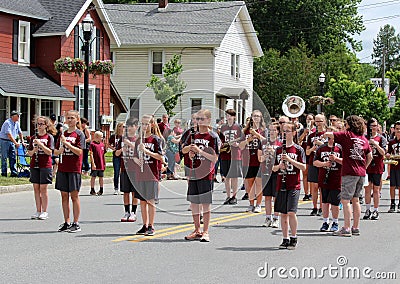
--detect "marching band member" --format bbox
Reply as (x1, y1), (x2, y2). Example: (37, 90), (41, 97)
(134, 115), (164, 236)
(306, 114), (326, 216)
(313, 126), (342, 232)
(273, 122), (306, 250)
(182, 109), (219, 242)
(387, 121), (400, 213)
(239, 110), (265, 213)
(27, 116), (56, 220)
(298, 113), (314, 201)
(258, 122), (282, 228)
(363, 118), (387, 220)
(54, 110), (85, 233)
(219, 109), (243, 205)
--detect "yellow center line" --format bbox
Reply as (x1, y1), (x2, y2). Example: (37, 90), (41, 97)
(112, 212), (249, 242)
(113, 200), (313, 243)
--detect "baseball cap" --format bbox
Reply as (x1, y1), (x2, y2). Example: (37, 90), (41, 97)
(50, 114), (57, 121)
(10, 110), (21, 116)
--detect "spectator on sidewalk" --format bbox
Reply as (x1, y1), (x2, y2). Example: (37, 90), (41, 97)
(0, 111), (24, 177)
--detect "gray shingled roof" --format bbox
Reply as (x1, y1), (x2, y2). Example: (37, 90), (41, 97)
(34, 0), (87, 35)
(104, 1), (245, 46)
(0, 0), (51, 20)
(0, 63), (74, 99)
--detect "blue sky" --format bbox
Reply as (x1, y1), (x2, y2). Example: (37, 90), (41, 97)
(356, 0), (400, 63)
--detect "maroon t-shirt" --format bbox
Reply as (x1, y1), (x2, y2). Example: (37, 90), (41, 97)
(56, 129), (85, 173)
(109, 134), (122, 157)
(306, 131), (326, 166)
(158, 122), (170, 136)
(314, 143), (342, 190)
(219, 123), (243, 161)
(121, 136), (138, 173)
(387, 138), (400, 170)
(89, 141), (106, 171)
(366, 134), (387, 174)
(242, 128), (264, 167)
(134, 135), (162, 182)
(275, 144), (305, 190)
(28, 133), (54, 169)
(259, 139), (282, 173)
(185, 131), (219, 180)
(333, 131), (371, 176)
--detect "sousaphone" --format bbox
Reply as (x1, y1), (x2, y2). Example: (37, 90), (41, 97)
(282, 96), (305, 118)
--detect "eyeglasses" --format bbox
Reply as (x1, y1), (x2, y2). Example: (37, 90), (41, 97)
(279, 121), (286, 124)
(67, 117), (76, 120)
(329, 119), (337, 122)
(252, 115), (262, 118)
(37, 123), (46, 126)
(370, 125), (378, 127)
(196, 117), (206, 121)
(315, 120), (324, 123)
(283, 130), (293, 133)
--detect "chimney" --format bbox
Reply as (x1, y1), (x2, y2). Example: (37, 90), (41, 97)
(158, 0), (168, 11)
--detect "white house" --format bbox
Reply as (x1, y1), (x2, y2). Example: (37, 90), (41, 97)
(105, 0), (263, 125)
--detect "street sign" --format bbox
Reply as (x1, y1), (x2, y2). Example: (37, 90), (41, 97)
(389, 95), (396, 108)
(370, 78), (390, 95)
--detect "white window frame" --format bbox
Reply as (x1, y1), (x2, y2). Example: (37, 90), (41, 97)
(230, 53), (240, 79)
(18, 21), (30, 65)
(78, 24), (97, 63)
(149, 50), (164, 75)
(78, 84), (96, 130)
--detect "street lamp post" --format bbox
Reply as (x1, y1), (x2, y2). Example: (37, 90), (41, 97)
(318, 73), (326, 114)
(82, 14), (94, 120)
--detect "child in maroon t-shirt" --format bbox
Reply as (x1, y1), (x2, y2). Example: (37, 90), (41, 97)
(89, 131), (106, 196)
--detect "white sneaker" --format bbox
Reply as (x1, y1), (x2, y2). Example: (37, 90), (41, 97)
(114, 190), (119, 195)
(31, 212), (40, 219)
(263, 217), (272, 227)
(246, 205), (255, 212)
(128, 213), (137, 222)
(271, 218), (279, 228)
(38, 212), (48, 220)
(121, 212), (130, 222)
(254, 205), (262, 213)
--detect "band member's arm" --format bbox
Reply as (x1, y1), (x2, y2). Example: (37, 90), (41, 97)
(35, 138), (52, 156)
(239, 136), (253, 150)
(370, 139), (386, 156)
(90, 149), (96, 170)
(283, 154), (306, 171)
(366, 152), (373, 168)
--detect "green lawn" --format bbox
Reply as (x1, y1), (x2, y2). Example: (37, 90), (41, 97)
(0, 175), (31, 186)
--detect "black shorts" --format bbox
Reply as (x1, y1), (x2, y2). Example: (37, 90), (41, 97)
(243, 166), (261, 179)
(263, 173), (277, 197)
(308, 165), (319, 183)
(29, 168), (52, 184)
(120, 171), (137, 193)
(220, 160), (242, 178)
(274, 189), (300, 214)
(52, 155), (59, 166)
(55, 172), (81, 192)
(390, 170), (400, 187)
(321, 188), (341, 206)
(187, 179), (213, 204)
(90, 170), (104, 177)
(367, 173), (382, 187)
(135, 181), (158, 201)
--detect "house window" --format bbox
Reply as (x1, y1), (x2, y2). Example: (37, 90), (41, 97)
(230, 54), (240, 79)
(129, 98), (140, 120)
(18, 21), (30, 64)
(191, 99), (202, 114)
(151, 51), (163, 75)
(79, 25), (96, 63)
(0, 96), (7, 123)
(79, 86), (95, 129)
(41, 100), (54, 117)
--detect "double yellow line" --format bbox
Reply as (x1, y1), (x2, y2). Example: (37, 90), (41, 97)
(112, 200), (311, 243)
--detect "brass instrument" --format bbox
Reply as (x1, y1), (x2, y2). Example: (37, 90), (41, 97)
(282, 96), (305, 118)
(389, 154), (400, 160)
(220, 137), (242, 153)
(384, 158), (398, 165)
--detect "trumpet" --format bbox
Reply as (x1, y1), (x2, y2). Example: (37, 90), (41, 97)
(388, 154), (400, 160)
(384, 158), (398, 165)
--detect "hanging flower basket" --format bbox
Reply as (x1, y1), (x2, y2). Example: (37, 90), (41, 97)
(89, 60), (114, 77)
(54, 57), (86, 77)
(309, 96), (335, 106)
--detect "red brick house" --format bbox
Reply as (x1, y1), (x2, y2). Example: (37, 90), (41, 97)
(0, 0), (126, 136)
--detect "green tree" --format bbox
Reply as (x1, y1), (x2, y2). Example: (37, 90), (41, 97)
(372, 24), (400, 76)
(324, 75), (389, 122)
(147, 55), (186, 116)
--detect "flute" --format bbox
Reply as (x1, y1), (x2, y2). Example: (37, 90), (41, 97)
(34, 122), (39, 169)
(139, 127), (144, 173)
(59, 112), (65, 164)
(367, 124), (376, 167)
(264, 128), (270, 176)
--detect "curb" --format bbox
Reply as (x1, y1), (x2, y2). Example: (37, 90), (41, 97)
(0, 177), (114, 195)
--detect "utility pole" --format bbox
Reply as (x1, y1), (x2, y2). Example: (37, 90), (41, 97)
(382, 46), (386, 92)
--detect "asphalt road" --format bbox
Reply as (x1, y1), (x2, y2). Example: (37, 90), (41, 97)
(0, 179), (399, 283)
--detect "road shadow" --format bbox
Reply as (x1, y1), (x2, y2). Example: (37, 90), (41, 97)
(267, 229), (332, 237)
(0, 218), (33, 221)
(1, 230), (58, 235)
(214, 224), (263, 229)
